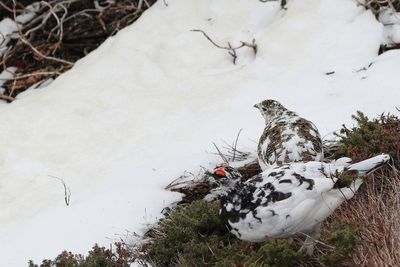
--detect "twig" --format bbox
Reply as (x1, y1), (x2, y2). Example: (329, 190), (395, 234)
(213, 142), (229, 163)
(298, 232), (335, 249)
(11, 0), (74, 66)
(0, 71), (60, 81)
(49, 175), (71, 206)
(134, 0), (144, 14)
(9, 77), (17, 97)
(25, 4), (54, 37)
(0, 2), (14, 13)
(191, 29), (227, 49)
(0, 94), (15, 101)
(191, 29), (257, 64)
(206, 242), (215, 255)
(232, 128), (243, 162)
(19, 33), (74, 65)
(143, 0), (151, 8)
(40, 1), (68, 53)
(62, 9), (101, 23)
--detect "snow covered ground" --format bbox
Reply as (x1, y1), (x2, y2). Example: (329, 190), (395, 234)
(0, 0), (399, 265)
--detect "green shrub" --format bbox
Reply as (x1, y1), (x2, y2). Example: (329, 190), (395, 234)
(212, 241), (259, 267)
(245, 240), (301, 267)
(334, 111), (400, 167)
(321, 225), (359, 267)
(147, 200), (231, 266)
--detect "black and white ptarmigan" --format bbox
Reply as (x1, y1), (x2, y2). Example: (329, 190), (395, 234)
(212, 154), (390, 254)
(254, 100), (324, 170)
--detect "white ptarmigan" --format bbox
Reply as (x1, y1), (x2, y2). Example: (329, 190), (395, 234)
(212, 154), (390, 254)
(254, 100), (324, 170)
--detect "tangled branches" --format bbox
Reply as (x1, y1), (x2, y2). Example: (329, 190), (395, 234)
(0, 0), (156, 101)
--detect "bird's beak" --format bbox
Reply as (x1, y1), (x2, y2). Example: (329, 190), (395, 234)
(253, 104), (258, 109)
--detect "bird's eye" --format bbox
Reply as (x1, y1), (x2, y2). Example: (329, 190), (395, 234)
(262, 108), (267, 111)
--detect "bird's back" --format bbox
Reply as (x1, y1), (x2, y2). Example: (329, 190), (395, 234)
(257, 113), (323, 170)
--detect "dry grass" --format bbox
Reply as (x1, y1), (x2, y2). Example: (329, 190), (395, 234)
(321, 167), (400, 266)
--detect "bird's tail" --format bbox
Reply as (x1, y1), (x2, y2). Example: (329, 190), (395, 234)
(345, 154), (391, 176)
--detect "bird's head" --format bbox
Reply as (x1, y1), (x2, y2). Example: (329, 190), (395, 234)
(203, 163), (243, 201)
(210, 163), (242, 188)
(254, 99), (287, 123)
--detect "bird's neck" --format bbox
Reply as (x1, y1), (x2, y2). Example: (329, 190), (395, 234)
(264, 110), (297, 126)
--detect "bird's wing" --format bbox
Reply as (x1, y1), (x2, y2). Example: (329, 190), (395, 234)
(247, 164), (335, 216)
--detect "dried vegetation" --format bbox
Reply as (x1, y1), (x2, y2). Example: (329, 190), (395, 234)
(0, 0), (156, 101)
(322, 112), (400, 267)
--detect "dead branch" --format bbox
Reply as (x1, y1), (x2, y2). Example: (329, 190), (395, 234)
(211, 129), (250, 163)
(0, 94), (15, 101)
(19, 32), (74, 65)
(0, 71), (60, 81)
(0, 1), (14, 13)
(191, 29), (257, 64)
(11, 1), (74, 66)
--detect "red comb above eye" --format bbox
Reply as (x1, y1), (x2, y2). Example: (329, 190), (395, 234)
(214, 168), (226, 177)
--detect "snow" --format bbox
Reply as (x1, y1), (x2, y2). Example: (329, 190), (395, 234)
(393, 24), (400, 42)
(379, 8), (400, 25)
(0, 18), (18, 56)
(0, 0), (399, 265)
(0, 67), (17, 94)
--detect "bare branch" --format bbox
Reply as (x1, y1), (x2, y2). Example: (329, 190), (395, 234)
(0, 94), (15, 101)
(19, 34), (74, 65)
(191, 29), (257, 64)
